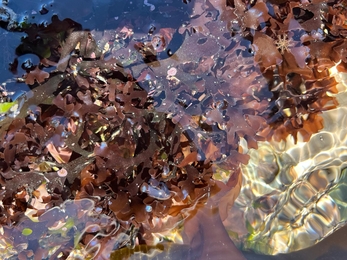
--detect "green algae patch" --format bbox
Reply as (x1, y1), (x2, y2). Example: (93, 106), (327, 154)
(0, 102), (16, 114)
(22, 228), (33, 236)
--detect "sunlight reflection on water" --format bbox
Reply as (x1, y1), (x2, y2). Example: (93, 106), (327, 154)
(225, 71), (347, 255)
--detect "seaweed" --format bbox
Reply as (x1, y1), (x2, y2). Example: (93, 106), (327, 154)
(0, 0), (345, 258)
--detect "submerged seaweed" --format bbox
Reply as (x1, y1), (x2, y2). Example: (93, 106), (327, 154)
(0, 0), (346, 259)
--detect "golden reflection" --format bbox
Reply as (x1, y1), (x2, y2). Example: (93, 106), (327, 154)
(224, 70), (347, 254)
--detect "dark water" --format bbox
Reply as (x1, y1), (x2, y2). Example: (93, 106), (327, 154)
(0, 0), (346, 259)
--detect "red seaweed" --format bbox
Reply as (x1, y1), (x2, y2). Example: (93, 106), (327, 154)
(0, 0), (346, 258)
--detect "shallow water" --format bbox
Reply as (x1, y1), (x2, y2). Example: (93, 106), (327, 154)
(1, 0), (347, 259)
(225, 71), (347, 256)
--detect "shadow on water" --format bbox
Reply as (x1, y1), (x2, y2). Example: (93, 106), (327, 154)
(244, 223), (347, 260)
(0, 0), (347, 260)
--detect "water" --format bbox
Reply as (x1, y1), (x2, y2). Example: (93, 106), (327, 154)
(226, 70), (347, 255)
(0, 0), (347, 259)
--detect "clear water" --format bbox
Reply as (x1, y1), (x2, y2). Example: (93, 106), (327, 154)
(0, 0), (347, 259)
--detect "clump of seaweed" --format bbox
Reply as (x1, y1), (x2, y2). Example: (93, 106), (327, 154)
(0, 12), (222, 259)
